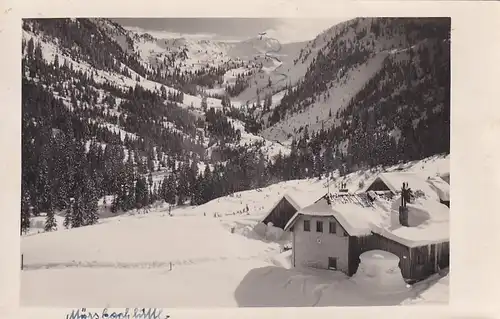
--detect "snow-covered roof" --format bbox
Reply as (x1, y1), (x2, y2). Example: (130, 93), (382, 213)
(284, 194), (386, 237)
(285, 192), (450, 248)
(288, 188), (327, 208)
(375, 197), (450, 248)
(366, 172), (449, 202)
(260, 189), (324, 225)
(427, 177), (450, 202)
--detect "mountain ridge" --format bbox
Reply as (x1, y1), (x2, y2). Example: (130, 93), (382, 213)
(20, 17), (450, 233)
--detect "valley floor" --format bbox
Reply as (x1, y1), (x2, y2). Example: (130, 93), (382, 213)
(21, 155), (450, 307)
(21, 213), (449, 308)
(21, 259), (449, 308)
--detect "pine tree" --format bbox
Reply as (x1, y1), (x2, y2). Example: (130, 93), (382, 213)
(201, 96), (208, 112)
(163, 175), (176, 204)
(26, 38), (34, 60)
(201, 165), (213, 202)
(111, 195), (119, 214)
(64, 198), (73, 229)
(135, 176), (148, 209)
(54, 54), (59, 68)
(84, 174), (99, 225)
(71, 191), (85, 228)
(36, 143), (52, 213)
(20, 189), (31, 234)
(44, 210), (57, 232)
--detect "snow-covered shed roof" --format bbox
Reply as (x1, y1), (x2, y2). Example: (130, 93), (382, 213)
(285, 192), (450, 248)
(365, 172), (449, 202)
(284, 189), (324, 211)
(426, 176), (450, 202)
(260, 189), (324, 225)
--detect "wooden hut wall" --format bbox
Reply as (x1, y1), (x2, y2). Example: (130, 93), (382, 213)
(409, 241), (450, 280)
(365, 178), (392, 192)
(348, 233), (412, 278)
(262, 197), (298, 229)
(348, 235), (373, 275)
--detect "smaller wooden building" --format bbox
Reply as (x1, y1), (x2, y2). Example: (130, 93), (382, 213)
(349, 231), (449, 281)
(365, 172), (450, 208)
(261, 192), (323, 230)
(261, 194), (301, 229)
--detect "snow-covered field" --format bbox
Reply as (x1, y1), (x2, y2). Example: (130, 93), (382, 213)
(21, 155), (449, 307)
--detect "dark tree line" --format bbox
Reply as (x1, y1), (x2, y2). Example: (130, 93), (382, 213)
(226, 73), (250, 97)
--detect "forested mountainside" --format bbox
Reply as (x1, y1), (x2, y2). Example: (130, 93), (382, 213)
(20, 17), (450, 234)
(262, 17), (450, 170)
(21, 18), (279, 233)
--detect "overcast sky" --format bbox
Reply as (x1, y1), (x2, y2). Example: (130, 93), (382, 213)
(111, 18), (350, 43)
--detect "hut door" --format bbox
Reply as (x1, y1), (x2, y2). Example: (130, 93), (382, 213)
(328, 257), (337, 270)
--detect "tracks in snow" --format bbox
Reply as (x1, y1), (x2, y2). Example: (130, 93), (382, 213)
(23, 250), (278, 271)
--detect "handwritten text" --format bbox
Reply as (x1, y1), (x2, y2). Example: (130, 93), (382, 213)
(66, 308), (170, 319)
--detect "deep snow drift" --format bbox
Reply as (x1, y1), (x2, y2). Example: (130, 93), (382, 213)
(351, 250), (409, 294)
(21, 155), (449, 307)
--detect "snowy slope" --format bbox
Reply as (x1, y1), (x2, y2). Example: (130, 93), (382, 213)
(257, 18), (449, 144)
(229, 39), (314, 106)
(21, 155), (449, 307)
(261, 51), (388, 142)
(228, 20), (361, 107)
(22, 29), (223, 111)
(134, 35), (235, 73)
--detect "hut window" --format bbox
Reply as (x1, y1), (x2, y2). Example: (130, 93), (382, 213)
(329, 222), (336, 234)
(316, 221), (323, 232)
(303, 220), (310, 231)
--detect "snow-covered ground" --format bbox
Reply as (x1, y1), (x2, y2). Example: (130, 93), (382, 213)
(21, 155), (449, 307)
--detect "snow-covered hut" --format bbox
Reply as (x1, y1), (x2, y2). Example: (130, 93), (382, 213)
(284, 192), (450, 282)
(365, 172), (450, 206)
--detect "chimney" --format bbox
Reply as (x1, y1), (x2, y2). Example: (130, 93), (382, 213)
(399, 182), (409, 227)
(399, 205), (409, 227)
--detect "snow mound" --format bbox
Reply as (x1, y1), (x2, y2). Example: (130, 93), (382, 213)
(253, 222), (267, 238)
(265, 222), (286, 241)
(270, 250), (293, 269)
(351, 250), (409, 294)
(252, 222), (290, 242)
